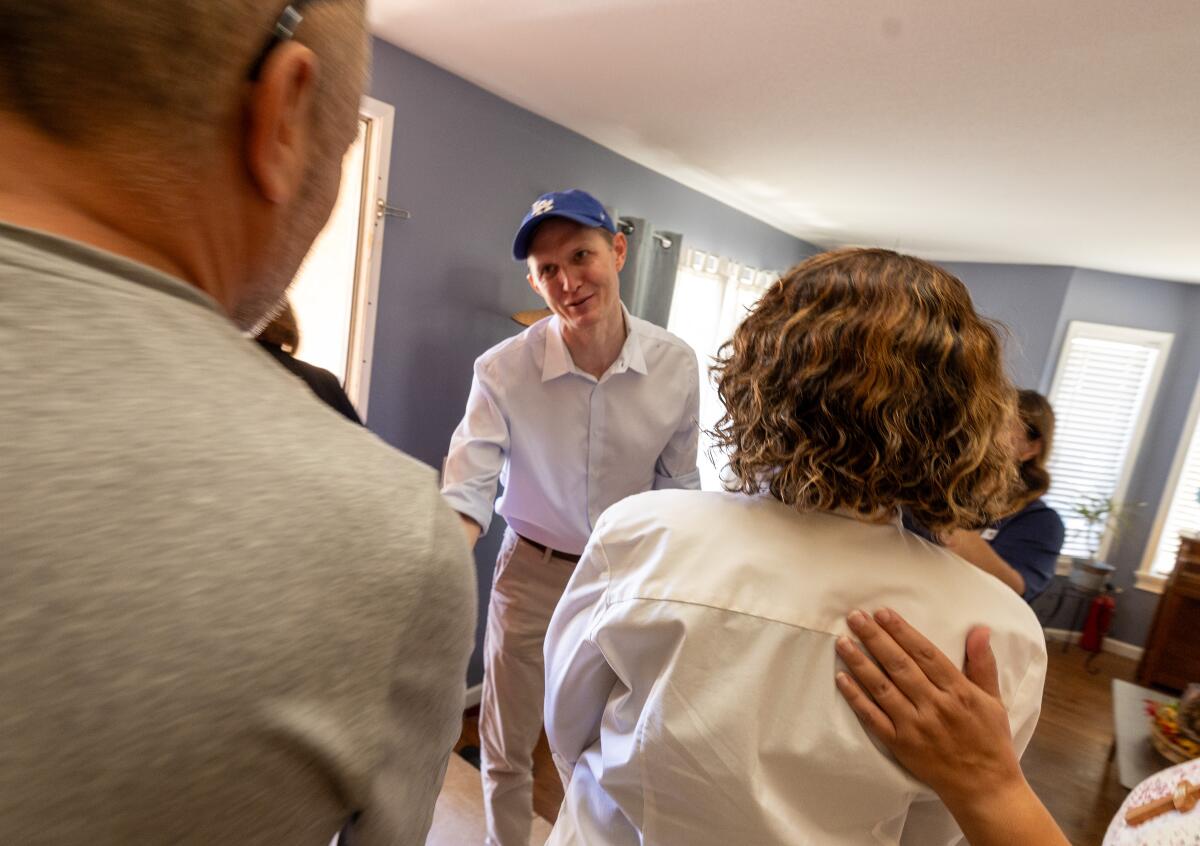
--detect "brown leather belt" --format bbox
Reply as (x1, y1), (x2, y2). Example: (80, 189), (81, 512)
(516, 533), (581, 563)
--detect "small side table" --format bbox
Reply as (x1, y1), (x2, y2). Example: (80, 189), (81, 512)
(1111, 679), (1176, 789)
(1038, 581), (1104, 653)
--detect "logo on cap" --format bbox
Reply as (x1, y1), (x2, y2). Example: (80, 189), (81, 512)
(531, 198), (555, 217)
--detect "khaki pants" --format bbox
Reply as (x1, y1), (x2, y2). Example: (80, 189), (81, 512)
(480, 529), (576, 846)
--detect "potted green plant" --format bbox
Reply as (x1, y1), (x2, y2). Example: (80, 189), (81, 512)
(1066, 495), (1142, 590)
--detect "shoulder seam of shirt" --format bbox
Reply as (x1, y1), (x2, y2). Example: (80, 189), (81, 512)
(1009, 648), (1048, 730)
(597, 593), (840, 640)
(0, 221), (221, 314)
(628, 314), (695, 355)
(1006, 506), (1065, 529)
(595, 539), (615, 609)
(476, 320), (547, 370)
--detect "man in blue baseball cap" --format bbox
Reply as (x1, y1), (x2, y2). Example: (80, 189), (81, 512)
(442, 188), (701, 845)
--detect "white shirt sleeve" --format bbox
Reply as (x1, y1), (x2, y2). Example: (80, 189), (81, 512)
(440, 363), (509, 535)
(652, 350), (701, 491)
(1007, 652), (1047, 757)
(544, 537), (618, 787)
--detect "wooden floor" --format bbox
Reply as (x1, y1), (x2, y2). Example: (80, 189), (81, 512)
(425, 754), (552, 846)
(453, 714), (564, 824)
(454, 647), (1142, 845)
(1023, 647), (1137, 846)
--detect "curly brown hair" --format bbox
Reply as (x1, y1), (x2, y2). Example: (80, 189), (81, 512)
(711, 248), (1017, 533)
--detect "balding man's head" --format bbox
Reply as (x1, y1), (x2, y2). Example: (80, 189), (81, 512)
(0, 0), (369, 328)
(0, 1), (364, 156)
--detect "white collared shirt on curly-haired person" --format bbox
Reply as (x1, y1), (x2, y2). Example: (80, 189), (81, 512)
(544, 490), (1048, 846)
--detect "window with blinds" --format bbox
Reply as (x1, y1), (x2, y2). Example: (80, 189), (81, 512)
(1143, 383), (1200, 577)
(1044, 322), (1173, 560)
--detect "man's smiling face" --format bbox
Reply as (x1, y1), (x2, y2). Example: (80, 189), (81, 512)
(526, 218), (627, 333)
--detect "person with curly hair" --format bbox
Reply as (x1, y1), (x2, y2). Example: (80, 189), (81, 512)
(542, 248), (1048, 845)
(942, 390), (1066, 601)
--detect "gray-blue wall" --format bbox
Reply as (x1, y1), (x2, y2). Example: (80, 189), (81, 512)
(949, 262), (1200, 646)
(941, 263), (1074, 390)
(365, 39), (818, 684)
(363, 37), (1197, 676)
(1045, 269), (1200, 645)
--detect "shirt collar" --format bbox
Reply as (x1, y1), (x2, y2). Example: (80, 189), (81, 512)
(542, 305), (649, 382)
(621, 311), (649, 376)
(0, 220), (222, 316)
(826, 504), (906, 529)
(542, 317), (573, 382)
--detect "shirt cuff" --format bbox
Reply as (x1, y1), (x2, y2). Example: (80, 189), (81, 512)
(653, 468), (702, 491)
(440, 486), (494, 536)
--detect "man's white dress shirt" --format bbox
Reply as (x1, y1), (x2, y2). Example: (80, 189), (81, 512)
(442, 309), (701, 555)
(544, 490), (1048, 845)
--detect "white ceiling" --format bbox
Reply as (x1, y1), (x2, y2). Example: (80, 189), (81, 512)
(370, 0), (1200, 283)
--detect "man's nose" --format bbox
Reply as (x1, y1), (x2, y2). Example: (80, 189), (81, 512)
(558, 269), (581, 293)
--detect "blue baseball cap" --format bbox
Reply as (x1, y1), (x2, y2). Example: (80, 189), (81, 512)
(511, 189), (618, 261)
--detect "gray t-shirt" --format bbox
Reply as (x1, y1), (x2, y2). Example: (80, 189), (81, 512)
(0, 222), (476, 845)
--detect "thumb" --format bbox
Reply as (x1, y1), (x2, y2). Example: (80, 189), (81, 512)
(964, 626), (1002, 699)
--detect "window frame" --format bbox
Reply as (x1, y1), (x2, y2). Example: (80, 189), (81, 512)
(1045, 320), (1173, 564)
(1136, 378), (1200, 593)
(341, 95), (395, 420)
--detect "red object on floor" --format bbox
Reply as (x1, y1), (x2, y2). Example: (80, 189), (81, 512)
(1080, 594), (1116, 652)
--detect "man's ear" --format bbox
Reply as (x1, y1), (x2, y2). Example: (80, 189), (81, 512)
(611, 231), (628, 273)
(527, 273), (542, 297)
(245, 41), (320, 204)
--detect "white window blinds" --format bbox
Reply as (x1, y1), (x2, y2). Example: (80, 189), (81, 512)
(1045, 323), (1173, 559)
(1145, 385), (1200, 576)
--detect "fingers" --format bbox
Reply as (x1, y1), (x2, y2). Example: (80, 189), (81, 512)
(835, 630), (918, 722)
(844, 610), (940, 703)
(835, 671), (897, 744)
(869, 607), (963, 691)
(963, 626), (1002, 700)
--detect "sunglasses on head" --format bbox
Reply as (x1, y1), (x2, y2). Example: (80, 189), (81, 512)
(247, 1), (314, 81)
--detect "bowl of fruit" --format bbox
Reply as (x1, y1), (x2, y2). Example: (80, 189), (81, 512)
(1147, 692), (1200, 764)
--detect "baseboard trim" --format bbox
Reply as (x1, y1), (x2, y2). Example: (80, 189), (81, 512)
(464, 683), (482, 710)
(1044, 627), (1145, 661)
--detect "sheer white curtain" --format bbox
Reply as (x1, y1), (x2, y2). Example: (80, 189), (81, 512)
(667, 249), (780, 490)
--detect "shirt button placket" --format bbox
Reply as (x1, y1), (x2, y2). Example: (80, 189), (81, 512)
(587, 382), (605, 531)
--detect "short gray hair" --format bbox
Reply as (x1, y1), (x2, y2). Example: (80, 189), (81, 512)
(0, 0), (366, 160)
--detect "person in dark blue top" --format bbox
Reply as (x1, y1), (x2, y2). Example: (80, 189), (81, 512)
(943, 390), (1065, 602)
(255, 299), (363, 425)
